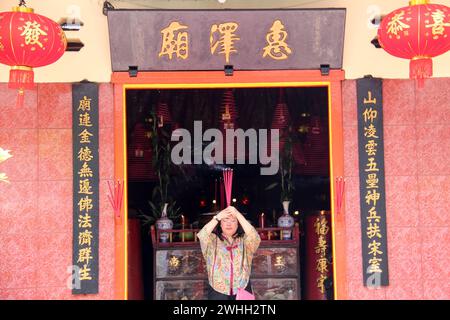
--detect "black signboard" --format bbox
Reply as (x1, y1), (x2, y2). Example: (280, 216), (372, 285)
(72, 83), (99, 294)
(107, 9), (346, 72)
(357, 77), (389, 287)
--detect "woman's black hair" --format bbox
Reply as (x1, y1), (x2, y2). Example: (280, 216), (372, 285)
(212, 221), (245, 241)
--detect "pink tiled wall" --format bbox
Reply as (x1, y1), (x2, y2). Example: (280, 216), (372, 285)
(342, 79), (450, 300)
(0, 83), (115, 300)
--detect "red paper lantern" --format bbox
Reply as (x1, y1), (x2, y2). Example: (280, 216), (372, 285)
(377, 0), (450, 87)
(0, 4), (67, 104)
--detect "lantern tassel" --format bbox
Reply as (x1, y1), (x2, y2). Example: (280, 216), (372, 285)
(9, 67), (34, 107)
(410, 58), (432, 89)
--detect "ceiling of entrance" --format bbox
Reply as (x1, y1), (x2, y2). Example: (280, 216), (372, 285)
(109, 0), (332, 10)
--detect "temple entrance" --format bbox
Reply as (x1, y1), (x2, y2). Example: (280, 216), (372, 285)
(111, 70), (347, 300)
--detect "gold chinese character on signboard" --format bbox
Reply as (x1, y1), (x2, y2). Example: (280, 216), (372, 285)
(365, 157), (379, 172)
(426, 9), (450, 37)
(78, 211), (92, 228)
(365, 189), (381, 206)
(367, 222), (382, 239)
(79, 179), (93, 195)
(78, 96), (92, 112)
(79, 129), (93, 144)
(263, 20), (292, 60)
(79, 230), (93, 246)
(315, 236), (328, 255)
(210, 22), (240, 64)
(314, 217), (330, 236)
(364, 124), (379, 139)
(78, 197), (93, 214)
(365, 140), (378, 156)
(366, 173), (379, 189)
(387, 11), (410, 37)
(363, 108), (378, 123)
(368, 240), (383, 256)
(368, 257), (383, 273)
(159, 21), (189, 60)
(79, 112), (93, 127)
(78, 162), (93, 178)
(20, 21), (47, 48)
(316, 257), (329, 273)
(364, 91), (377, 104)
(78, 147), (93, 162)
(367, 207), (381, 223)
(79, 264), (92, 281)
(77, 247), (93, 265)
(317, 274), (327, 294)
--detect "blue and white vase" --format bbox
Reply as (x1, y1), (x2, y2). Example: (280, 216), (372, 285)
(278, 200), (294, 240)
(156, 203), (173, 243)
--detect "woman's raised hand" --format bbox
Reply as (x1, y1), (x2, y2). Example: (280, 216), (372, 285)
(216, 207), (233, 221)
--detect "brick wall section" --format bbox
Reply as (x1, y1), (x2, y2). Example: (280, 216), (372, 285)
(342, 79), (450, 300)
(0, 83), (115, 299)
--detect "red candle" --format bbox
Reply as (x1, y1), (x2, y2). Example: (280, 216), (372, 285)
(259, 213), (265, 229)
(181, 215), (185, 228)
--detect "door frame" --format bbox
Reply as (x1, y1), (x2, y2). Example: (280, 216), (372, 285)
(111, 69), (348, 300)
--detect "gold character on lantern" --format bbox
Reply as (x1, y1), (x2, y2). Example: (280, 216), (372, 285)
(20, 21), (47, 48)
(386, 11), (410, 37)
(263, 20), (292, 60)
(159, 21), (189, 60)
(210, 22), (240, 63)
(426, 9), (450, 38)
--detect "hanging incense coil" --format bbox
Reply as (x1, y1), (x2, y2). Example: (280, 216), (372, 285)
(128, 122), (157, 181)
(219, 88), (237, 130)
(156, 100), (173, 127)
(271, 88), (290, 130)
(218, 89), (239, 161)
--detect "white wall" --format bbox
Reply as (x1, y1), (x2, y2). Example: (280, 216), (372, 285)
(1, 0), (450, 82)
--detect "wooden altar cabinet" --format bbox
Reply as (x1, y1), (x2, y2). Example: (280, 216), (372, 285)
(150, 225), (301, 300)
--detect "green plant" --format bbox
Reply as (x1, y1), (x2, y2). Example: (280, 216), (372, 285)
(266, 128), (295, 203)
(138, 111), (181, 226)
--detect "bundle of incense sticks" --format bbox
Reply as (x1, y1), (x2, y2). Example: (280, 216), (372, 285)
(336, 177), (346, 214)
(108, 180), (124, 220)
(223, 168), (233, 207)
